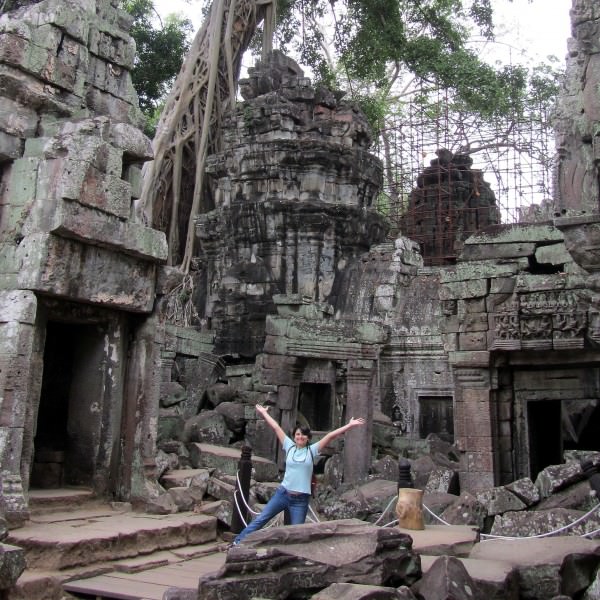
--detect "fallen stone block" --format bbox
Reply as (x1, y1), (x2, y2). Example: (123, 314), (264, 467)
(198, 519), (421, 599)
(469, 536), (600, 600)
(0, 543), (26, 591)
(312, 581), (415, 599)
(412, 555), (483, 600)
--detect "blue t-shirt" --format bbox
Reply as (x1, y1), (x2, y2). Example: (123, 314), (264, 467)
(280, 436), (320, 494)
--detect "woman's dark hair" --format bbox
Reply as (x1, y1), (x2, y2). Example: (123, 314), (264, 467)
(292, 425), (312, 439)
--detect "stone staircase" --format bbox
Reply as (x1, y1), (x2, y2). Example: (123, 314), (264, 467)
(6, 488), (225, 600)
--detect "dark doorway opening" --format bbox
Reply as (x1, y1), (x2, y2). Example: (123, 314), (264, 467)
(32, 321), (106, 489)
(298, 383), (332, 431)
(527, 400), (562, 480)
(419, 396), (454, 443)
(563, 399), (600, 453)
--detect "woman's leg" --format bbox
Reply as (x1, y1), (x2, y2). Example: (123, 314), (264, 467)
(233, 487), (288, 544)
(286, 493), (310, 525)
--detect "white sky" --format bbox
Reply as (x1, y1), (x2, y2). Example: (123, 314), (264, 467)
(153, 0), (572, 68)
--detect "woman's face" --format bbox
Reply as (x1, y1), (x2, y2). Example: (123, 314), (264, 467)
(293, 428), (310, 448)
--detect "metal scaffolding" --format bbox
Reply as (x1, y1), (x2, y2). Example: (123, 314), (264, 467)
(374, 88), (556, 264)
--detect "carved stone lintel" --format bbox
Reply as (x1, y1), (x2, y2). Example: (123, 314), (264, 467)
(490, 313), (521, 350)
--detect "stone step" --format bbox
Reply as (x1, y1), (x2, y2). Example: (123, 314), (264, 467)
(10, 542), (225, 600)
(28, 487), (98, 514)
(7, 509), (218, 570)
(62, 549), (226, 600)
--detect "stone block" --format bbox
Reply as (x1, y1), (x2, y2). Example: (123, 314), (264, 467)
(4, 158), (40, 207)
(50, 201), (168, 261)
(0, 290), (37, 324)
(489, 277), (516, 295)
(515, 273), (568, 292)
(466, 224), (563, 245)
(439, 279), (489, 301)
(461, 241), (536, 261)
(264, 316), (290, 337)
(88, 24), (136, 69)
(0, 96), (37, 139)
(85, 86), (144, 129)
(0, 543), (26, 590)
(277, 385), (295, 410)
(447, 351), (490, 367)
(16, 233), (156, 312)
(109, 122), (153, 161)
(442, 333), (459, 352)
(458, 332), (487, 351)
(534, 243), (573, 266)
(0, 131), (23, 162)
(25, 0), (93, 44)
(123, 164), (142, 198)
(0, 245), (19, 277)
(263, 335), (290, 355)
(87, 55), (137, 101)
(440, 261), (523, 284)
(459, 312), (489, 333)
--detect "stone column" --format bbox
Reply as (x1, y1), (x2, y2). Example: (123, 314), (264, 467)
(343, 361), (375, 483)
(452, 359), (496, 491)
(0, 291), (43, 525)
(120, 314), (164, 503)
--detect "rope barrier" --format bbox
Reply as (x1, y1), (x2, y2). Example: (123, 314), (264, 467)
(381, 518), (399, 528)
(233, 469), (600, 541)
(308, 502), (321, 523)
(480, 503), (600, 541)
(582, 526), (600, 538)
(422, 502), (454, 526)
(372, 495), (398, 526)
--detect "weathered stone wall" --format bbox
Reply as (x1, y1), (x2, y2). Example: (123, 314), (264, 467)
(554, 0), (600, 213)
(0, 0), (168, 522)
(440, 223), (600, 490)
(332, 237), (454, 441)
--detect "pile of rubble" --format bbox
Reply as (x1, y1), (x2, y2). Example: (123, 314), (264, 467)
(153, 398), (600, 543)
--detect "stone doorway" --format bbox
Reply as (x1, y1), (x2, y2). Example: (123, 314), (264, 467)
(418, 395), (454, 443)
(297, 383), (332, 432)
(527, 399), (562, 481)
(514, 366), (600, 481)
(31, 321), (108, 490)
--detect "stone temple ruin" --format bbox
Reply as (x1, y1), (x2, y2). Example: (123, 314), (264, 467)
(0, 0), (600, 596)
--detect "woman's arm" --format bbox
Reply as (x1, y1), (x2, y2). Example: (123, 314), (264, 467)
(317, 417), (365, 453)
(255, 404), (287, 445)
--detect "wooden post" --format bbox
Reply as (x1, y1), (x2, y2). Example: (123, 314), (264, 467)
(396, 488), (425, 530)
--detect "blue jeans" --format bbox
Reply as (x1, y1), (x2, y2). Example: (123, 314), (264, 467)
(233, 486), (310, 544)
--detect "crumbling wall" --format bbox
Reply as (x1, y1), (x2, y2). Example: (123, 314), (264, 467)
(0, 0), (167, 522)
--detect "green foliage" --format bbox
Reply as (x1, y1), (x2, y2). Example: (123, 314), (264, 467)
(270, 0), (560, 130)
(122, 0), (193, 136)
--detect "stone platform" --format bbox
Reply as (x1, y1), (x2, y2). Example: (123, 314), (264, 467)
(7, 497), (600, 600)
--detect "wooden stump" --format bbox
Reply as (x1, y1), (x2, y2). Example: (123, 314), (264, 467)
(396, 487), (425, 530)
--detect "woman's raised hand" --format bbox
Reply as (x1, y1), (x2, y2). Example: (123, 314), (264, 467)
(348, 417), (365, 428)
(256, 404), (269, 416)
